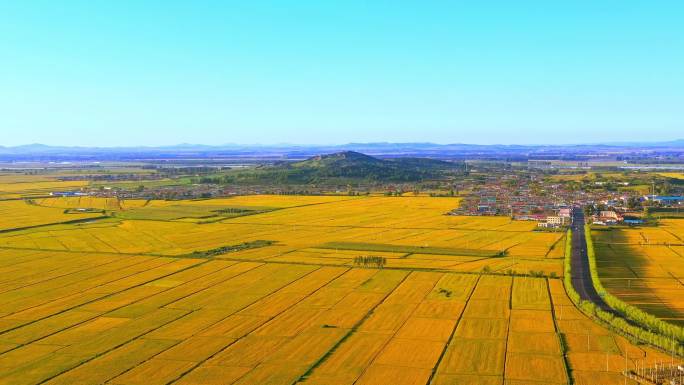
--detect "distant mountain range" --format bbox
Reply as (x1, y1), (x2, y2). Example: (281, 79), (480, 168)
(1, 140), (684, 163)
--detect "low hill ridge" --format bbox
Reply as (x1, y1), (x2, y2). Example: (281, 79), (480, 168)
(202, 151), (463, 184)
(282, 151), (461, 182)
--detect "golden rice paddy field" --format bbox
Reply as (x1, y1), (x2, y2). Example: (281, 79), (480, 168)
(0, 248), (670, 385)
(0, 179), (89, 199)
(0, 200), (103, 232)
(0, 187), (670, 384)
(592, 220), (684, 325)
(0, 195), (565, 276)
(547, 172), (629, 182)
(659, 172), (684, 180)
(31, 197), (148, 211)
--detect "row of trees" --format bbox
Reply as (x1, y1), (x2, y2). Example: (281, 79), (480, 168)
(563, 231), (580, 303)
(187, 240), (274, 258)
(353, 256), (386, 268)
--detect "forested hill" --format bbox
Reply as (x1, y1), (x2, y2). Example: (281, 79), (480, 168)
(291, 151), (460, 179)
(207, 151), (464, 184)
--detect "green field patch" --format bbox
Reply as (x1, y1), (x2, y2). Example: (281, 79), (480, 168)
(183, 240), (276, 258)
(317, 242), (502, 257)
(64, 208), (105, 214)
(89, 178), (183, 189)
(114, 204), (276, 221)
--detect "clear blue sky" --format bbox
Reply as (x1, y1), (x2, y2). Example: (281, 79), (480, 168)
(1, 1), (682, 146)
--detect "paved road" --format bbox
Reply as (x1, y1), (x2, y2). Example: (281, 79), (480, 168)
(570, 208), (614, 312)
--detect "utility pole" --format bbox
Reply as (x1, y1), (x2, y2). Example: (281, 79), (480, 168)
(624, 351), (627, 385)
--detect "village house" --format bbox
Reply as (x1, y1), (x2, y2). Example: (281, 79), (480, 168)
(537, 215), (569, 228)
(592, 210), (623, 225)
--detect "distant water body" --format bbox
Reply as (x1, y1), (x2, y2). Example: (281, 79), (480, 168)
(621, 166), (684, 170)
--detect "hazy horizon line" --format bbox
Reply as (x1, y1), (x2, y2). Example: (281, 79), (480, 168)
(2, 138), (684, 149)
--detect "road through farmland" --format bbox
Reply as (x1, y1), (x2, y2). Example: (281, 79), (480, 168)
(570, 208), (614, 313)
